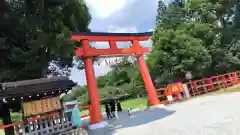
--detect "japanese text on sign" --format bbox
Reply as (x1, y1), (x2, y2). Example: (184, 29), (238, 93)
(167, 82), (184, 95)
(23, 96), (61, 117)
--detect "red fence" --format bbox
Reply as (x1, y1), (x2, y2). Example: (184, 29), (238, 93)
(186, 71), (239, 96)
(156, 71), (240, 103)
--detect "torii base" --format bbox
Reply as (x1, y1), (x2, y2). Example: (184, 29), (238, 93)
(88, 121), (108, 130)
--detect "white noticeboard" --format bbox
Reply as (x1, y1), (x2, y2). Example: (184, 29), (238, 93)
(185, 71), (192, 80)
(167, 95), (173, 102)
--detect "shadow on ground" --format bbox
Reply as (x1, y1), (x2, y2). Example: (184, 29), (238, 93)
(89, 107), (175, 135)
(113, 107), (175, 128)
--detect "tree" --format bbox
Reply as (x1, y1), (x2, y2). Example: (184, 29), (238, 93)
(156, 0), (167, 26)
(0, 0), (91, 83)
(211, 0), (240, 73)
(95, 56), (146, 97)
(0, 0), (91, 134)
(149, 0), (211, 84)
(96, 57), (135, 88)
(148, 0), (240, 85)
(186, 0), (240, 74)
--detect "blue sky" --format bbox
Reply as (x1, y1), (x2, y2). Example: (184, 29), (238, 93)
(70, 0), (169, 85)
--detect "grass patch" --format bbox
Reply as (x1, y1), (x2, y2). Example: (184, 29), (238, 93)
(211, 84), (240, 95)
(80, 97), (149, 115)
(80, 109), (89, 116)
(121, 97), (148, 109)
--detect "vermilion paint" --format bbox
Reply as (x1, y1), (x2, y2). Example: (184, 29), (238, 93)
(72, 32), (159, 124)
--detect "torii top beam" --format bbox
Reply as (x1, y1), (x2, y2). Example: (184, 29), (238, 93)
(71, 32), (153, 57)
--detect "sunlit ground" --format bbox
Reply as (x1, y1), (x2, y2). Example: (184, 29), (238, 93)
(90, 90), (240, 135)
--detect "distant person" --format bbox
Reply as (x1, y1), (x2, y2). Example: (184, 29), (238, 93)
(105, 103), (112, 119)
(110, 99), (116, 117)
(71, 104), (82, 128)
(117, 100), (122, 112)
(180, 91), (185, 100)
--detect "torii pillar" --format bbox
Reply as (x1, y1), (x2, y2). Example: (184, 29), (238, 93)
(82, 40), (102, 124)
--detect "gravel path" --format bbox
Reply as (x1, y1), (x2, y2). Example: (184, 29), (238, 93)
(89, 92), (240, 135)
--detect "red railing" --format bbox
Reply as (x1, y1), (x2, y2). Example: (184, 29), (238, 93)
(186, 71), (240, 96)
(80, 105), (89, 109)
(155, 71), (240, 102)
(156, 88), (168, 104)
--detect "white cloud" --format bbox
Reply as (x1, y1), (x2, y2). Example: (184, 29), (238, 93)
(109, 26), (138, 33)
(89, 0), (159, 32)
(70, 0), (158, 85)
(148, 29), (154, 32)
(85, 0), (126, 18)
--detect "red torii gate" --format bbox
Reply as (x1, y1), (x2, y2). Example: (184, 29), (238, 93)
(72, 32), (159, 124)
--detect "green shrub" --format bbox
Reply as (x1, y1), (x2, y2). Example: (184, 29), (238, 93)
(11, 112), (22, 123)
(0, 120), (3, 126)
(0, 112), (22, 126)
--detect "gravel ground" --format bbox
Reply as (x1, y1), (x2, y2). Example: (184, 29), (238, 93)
(89, 92), (240, 135)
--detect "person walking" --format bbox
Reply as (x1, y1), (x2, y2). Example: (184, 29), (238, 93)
(110, 99), (116, 117)
(117, 100), (122, 112)
(105, 103), (112, 119)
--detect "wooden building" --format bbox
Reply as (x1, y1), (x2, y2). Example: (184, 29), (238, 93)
(0, 77), (76, 135)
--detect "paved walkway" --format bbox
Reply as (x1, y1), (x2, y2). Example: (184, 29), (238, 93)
(89, 92), (240, 135)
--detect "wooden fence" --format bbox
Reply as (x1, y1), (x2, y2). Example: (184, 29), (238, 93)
(1, 112), (73, 135)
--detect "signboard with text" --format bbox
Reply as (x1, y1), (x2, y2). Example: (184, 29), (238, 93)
(166, 82), (184, 95)
(23, 96), (61, 117)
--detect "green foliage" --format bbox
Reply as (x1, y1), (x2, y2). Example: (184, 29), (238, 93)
(95, 58), (145, 98)
(62, 86), (88, 102)
(0, 0), (91, 82)
(77, 91), (89, 106)
(11, 112), (22, 123)
(0, 1), (91, 134)
(148, 0), (240, 85)
(0, 112), (22, 126)
(97, 58), (143, 87)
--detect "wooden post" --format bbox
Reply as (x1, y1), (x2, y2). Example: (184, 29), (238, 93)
(183, 84), (191, 100)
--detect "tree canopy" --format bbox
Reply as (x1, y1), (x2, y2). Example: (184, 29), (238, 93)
(0, 0), (91, 133)
(148, 0), (240, 85)
(0, 0), (91, 83)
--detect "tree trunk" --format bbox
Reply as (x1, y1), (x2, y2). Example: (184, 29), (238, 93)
(0, 103), (14, 135)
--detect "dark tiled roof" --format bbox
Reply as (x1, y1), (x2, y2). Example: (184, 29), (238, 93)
(0, 77), (76, 98)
